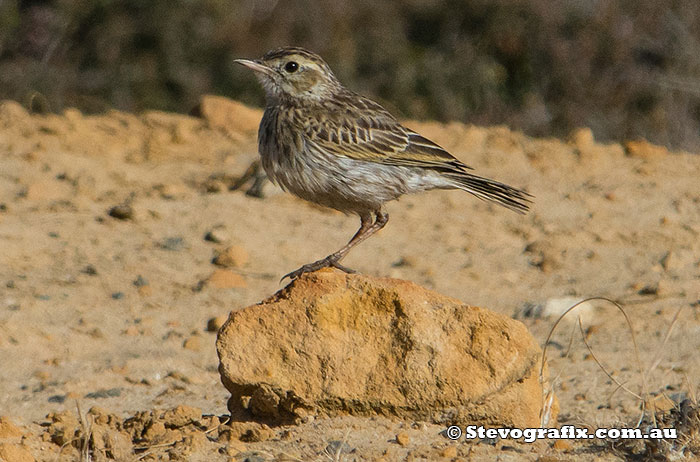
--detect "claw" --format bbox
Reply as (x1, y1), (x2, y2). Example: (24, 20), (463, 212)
(279, 255), (355, 283)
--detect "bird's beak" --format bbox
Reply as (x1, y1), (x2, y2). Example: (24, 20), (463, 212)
(234, 59), (274, 76)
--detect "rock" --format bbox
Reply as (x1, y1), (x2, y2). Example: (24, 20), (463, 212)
(212, 246), (249, 268)
(206, 315), (228, 332)
(625, 139), (668, 158)
(206, 269), (247, 289)
(440, 445), (458, 458)
(0, 443), (34, 462)
(516, 297), (597, 325)
(47, 410), (80, 446)
(90, 425), (132, 461)
(108, 204), (133, 220)
(0, 417), (23, 438)
(196, 95), (262, 134)
(395, 432), (410, 446)
(162, 405), (201, 428)
(523, 240), (561, 273)
(217, 271), (553, 427)
(204, 228), (230, 244)
(183, 335), (202, 351)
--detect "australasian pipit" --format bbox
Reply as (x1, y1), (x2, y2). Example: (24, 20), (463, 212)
(235, 47), (532, 281)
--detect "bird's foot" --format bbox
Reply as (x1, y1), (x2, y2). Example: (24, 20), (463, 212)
(280, 255), (355, 282)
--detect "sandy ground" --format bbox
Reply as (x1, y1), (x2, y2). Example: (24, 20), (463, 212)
(0, 98), (699, 461)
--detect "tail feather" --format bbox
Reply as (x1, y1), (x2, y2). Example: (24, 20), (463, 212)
(444, 172), (532, 214)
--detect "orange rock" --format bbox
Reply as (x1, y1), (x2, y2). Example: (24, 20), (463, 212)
(440, 445), (458, 458)
(207, 269), (247, 289)
(217, 271), (554, 427)
(183, 335), (202, 351)
(213, 246), (249, 268)
(395, 432), (410, 446)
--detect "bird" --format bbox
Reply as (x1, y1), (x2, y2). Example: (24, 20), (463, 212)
(234, 47), (531, 281)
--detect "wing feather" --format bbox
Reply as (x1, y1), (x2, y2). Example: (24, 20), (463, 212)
(302, 95), (471, 173)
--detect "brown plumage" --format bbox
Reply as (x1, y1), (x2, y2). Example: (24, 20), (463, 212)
(235, 47), (532, 280)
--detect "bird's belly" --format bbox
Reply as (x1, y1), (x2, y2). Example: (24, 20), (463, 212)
(260, 142), (449, 214)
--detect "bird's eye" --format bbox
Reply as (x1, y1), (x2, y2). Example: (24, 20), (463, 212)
(284, 61), (299, 73)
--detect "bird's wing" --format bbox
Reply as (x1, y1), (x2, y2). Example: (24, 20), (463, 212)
(302, 97), (472, 172)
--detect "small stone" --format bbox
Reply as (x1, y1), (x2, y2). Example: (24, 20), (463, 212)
(47, 411), (80, 446)
(206, 269), (247, 289)
(392, 256), (417, 268)
(144, 421), (167, 440)
(159, 236), (185, 251)
(204, 228), (230, 244)
(206, 315), (228, 332)
(212, 246), (249, 268)
(133, 275), (148, 287)
(111, 292), (124, 300)
(124, 326), (139, 336)
(183, 336), (202, 351)
(637, 284), (658, 296)
(396, 432), (410, 446)
(239, 425), (273, 443)
(85, 388), (121, 399)
(108, 204), (133, 220)
(81, 265), (98, 275)
(162, 405), (201, 427)
(440, 445), (458, 458)
(552, 440), (573, 451)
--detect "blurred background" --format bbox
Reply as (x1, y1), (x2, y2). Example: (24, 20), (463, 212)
(1, 0), (699, 151)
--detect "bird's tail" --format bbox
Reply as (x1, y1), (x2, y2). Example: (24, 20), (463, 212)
(443, 172), (532, 214)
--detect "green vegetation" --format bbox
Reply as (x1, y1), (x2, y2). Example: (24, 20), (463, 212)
(1, 0), (699, 150)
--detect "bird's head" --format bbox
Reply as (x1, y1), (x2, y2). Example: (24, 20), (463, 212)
(235, 47), (341, 104)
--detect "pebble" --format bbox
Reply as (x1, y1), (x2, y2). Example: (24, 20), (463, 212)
(206, 269), (247, 289)
(108, 204), (133, 220)
(206, 315), (228, 332)
(212, 245), (249, 268)
(159, 236), (185, 251)
(81, 265), (98, 275)
(183, 335), (202, 352)
(204, 228), (230, 244)
(396, 431), (410, 446)
(85, 388), (122, 399)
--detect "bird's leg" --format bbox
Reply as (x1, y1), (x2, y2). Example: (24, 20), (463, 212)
(230, 160), (268, 198)
(281, 210), (389, 281)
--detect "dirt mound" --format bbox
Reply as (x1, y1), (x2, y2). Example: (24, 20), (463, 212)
(217, 270), (554, 427)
